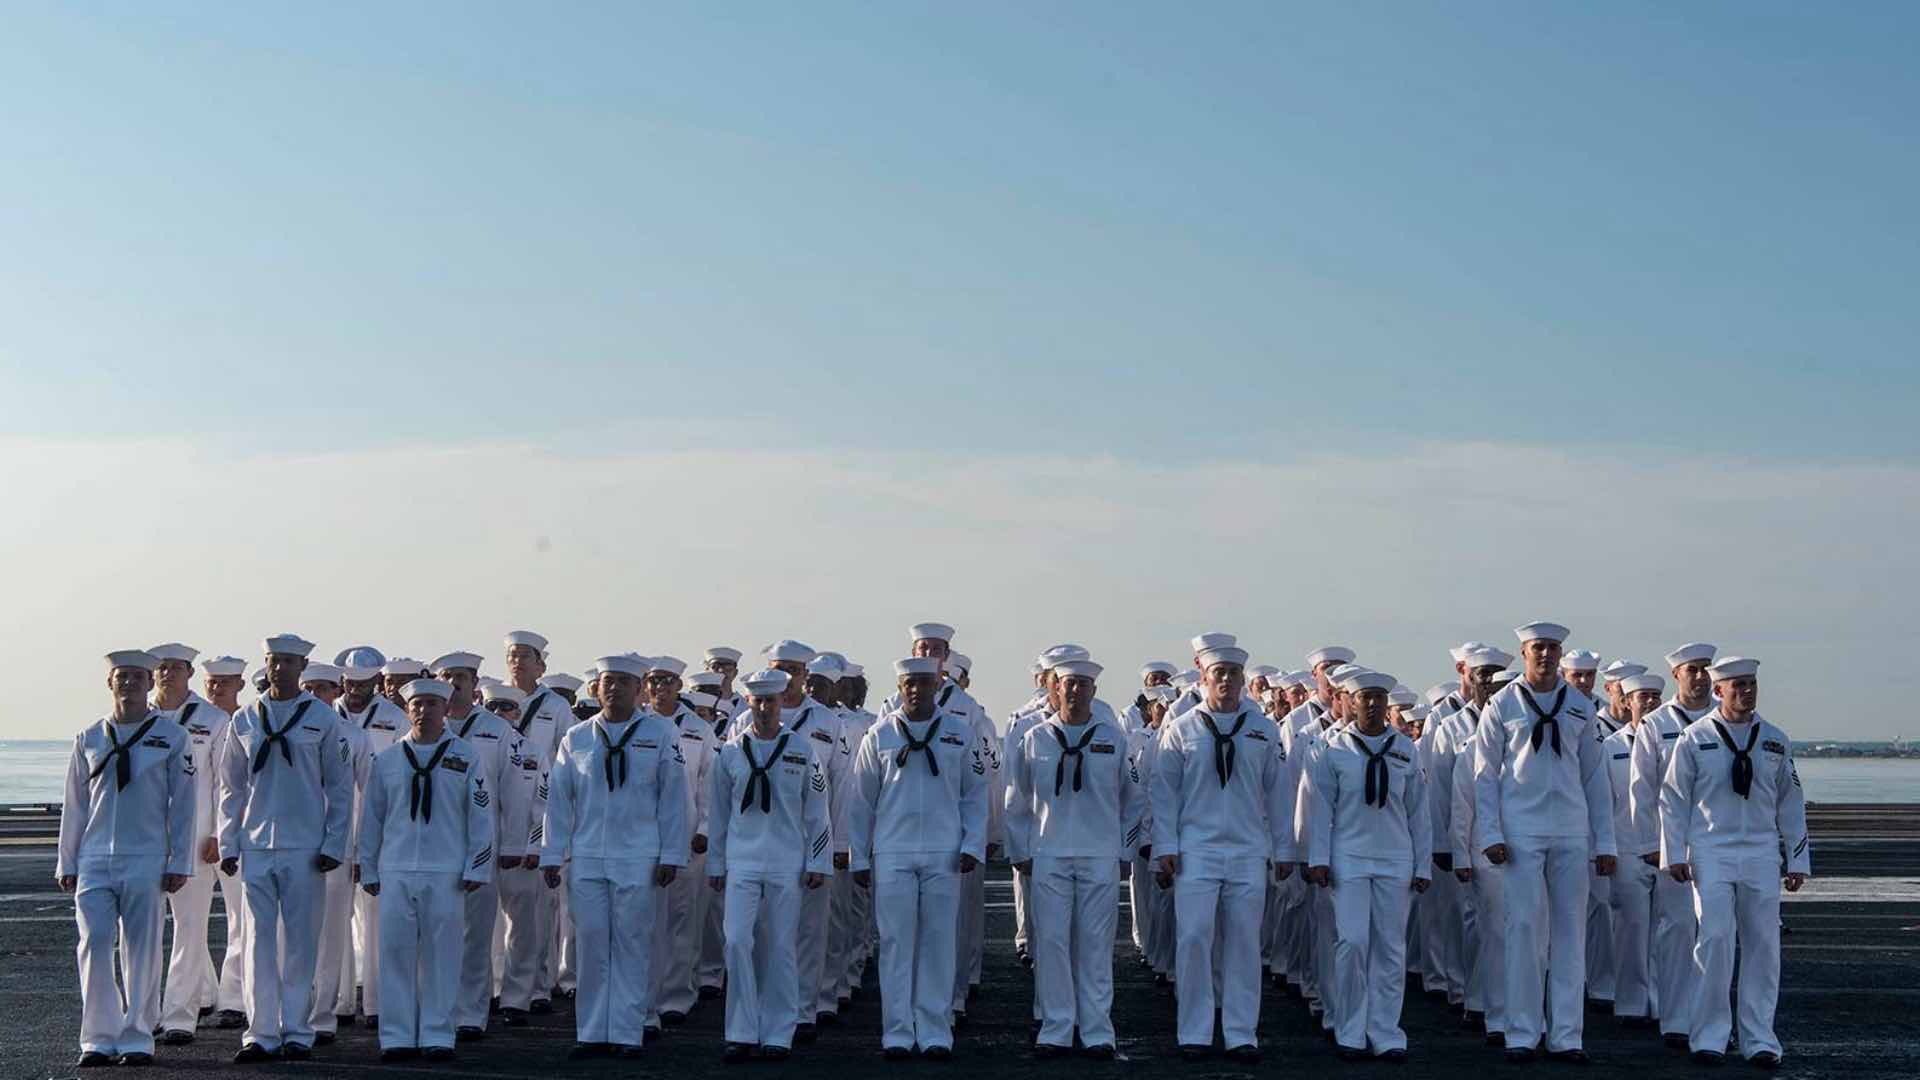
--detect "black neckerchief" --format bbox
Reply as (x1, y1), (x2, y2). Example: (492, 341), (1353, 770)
(401, 737), (453, 822)
(178, 701), (200, 730)
(1352, 730), (1396, 809)
(1712, 718), (1760, 798)
(1518, 684), (1568, 756)
(895, 715), (942, 775)
(251, 698), (315, 773)
(739, 732), (792, 813)
(456, 711), (481, 740)
(92, 714), (160, 791)
(516, 691), (548, 737)
(1049, 720), (1100, 796)
(1198, 709), (1249, 787)
(1670, 703), (1697, 730)
(789, 704), (816, 734)
(596, 717), (643, 790)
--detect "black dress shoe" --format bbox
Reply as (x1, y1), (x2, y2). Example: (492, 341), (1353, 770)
(1082, 1044), (1116, 1060)
(529, 998), (554, 1014)
(1748, 1052), (1781, 1070)
(159, 1029), (195, 1046)
(113, 1051), (150, 1066)
(1505, 1047), (1537, 1064)
(1178, 1045), (1209, 1061)
(456, 1025), (486, 1042)
(699, 985), (723, 1000)
(1463, 1010), (1486, 1030)
(1034, 1043), (1068, 1059)
(568, 1042), (608, 1059)
(644, 1024), (662, 1039)
(281, 1042), (312, 1060)
(1487, 1032), (1507, 1049)
(1620, 1015), (1655, 1029)
(1691, 1050), (1725, 1066)
(661, 1010), (687, 1026)
(794, 1022), (818, 1043)
(76, 1051), (113, 1068)
(1587, 998), (1614, 1015)
(380, 1047), (419, 1062)
(1224, 1045), (1262, 1064)
(837, 996), (851, 1011)
(723, 1042), (754, 1064)
(555, 987), (576, 1000)
(314, 1030), (335, 1045)
(817, 1010), (840, 1026)
(232, 1043), (275, 1064)
(1336, 1046), (1369, 1062)
(501, 1008), (528, 1027)
(365, 1014), (378, 1027)
(883, 1046), (913, 1060)
(615, 1044), (645, 1058)
(490, 995), (502, 1013)
(1546, 1049), (1590, 1065)
(337, 1013), (357, 1027)
(1379, 1048), (1408, 1064)
(760, 1046), (791, 1061)
(923, 1045), (952, 1060)
(424, 1046), (456, 1062)
(214, 1010), (246, 1029)
(1666, 1033), (1692, 1050)
(951, 1010), (968, 1029)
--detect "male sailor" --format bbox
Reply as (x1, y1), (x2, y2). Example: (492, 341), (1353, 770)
(847, 657), (990, 1059)
(803, 654), (860, 1023)
(541, 654), (691, 1059)
(835, 660), (879, 1002)
(1629, 642), (1717, 1050)
(498, 630), (573, 1026)
(1279, 646), (1354, 1016)
(336, 660), (405, 1027)
(1129, 684), (1178, 984)
(380, 658), (428, 709)
(707, 668), (834, 1062)
(1004, 646), (1080, 969)
(148, 643), (228, 1044)
(1304, 668), (1430, 1061)
(1602, 671), (1665, 1028)
(643, 655), (715, 1028)
(705, 646), (746, 726)
(296, 663), (365, 1043)
(1658, 657), (1808, 1068)
(1440, 645), (1512, 1040)
(356, 678), (495, 1063)
(60, 650), (195, 1069)
(1562, 648), (1616, 1012)
(1005, 657), (1143, 1059)
(1153, 644), (1293, 1062)
(198, 655), (251, 1029)
(1169, 632), (1240, 720)
(217, 634), (354, 1063)
(1468, 622), (1615, 1064)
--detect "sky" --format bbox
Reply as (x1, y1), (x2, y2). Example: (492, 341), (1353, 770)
(3, 3), (1917, 740)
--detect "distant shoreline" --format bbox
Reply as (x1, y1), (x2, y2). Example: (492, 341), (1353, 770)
(1799, 749), (1920, 760)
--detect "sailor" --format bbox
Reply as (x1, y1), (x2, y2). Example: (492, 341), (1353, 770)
(60, 650), (195, 1069)
(1004, 646), (1087, 969)
(1153, 644), (1294, 1062)
(197, 655), (252, 1029)
(643, 655), (715, 1029)
(295, 663), (365, 1043)
(217, 634), (354, 1063)
(1280, 646), (1354, 1019)
(1629, 641), (1718, 1050)
(1419, 653), (1479, 1010)
(148, 643), (228, 1045)
(1599, 660), (1648, 729)
(540, 671), (585, 707)
(1266, 669), (1315, 994)
(431, 651), (536, 1041)
(1129, 684), (1179, 984)
(495, 630), (573, 1025)
(1657, 657), (1808, 1068)
(356, 678), (495, 1063)
(336, 661), (405, 1028)
(1169, 632), (1240, 720)
(835, 661), (879, 1003)
(1554, 648), (1616, 1013)
(1304, 668), (1430, 1061)
(1439, 645), (1512, 1041)
(380, 658), (428, 709)
(1468, 622), (1615, 1064)
(802, 654), (861, 1023)
(705, 646), (747, 726)
(1602, 671), (1665, 1028)
(707, 668), (835, 1062)
(847, 657), (990, 1059)
(1005, 657), (1143, 1058)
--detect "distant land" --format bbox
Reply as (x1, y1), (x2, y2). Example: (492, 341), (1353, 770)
(1797, 740), (1920, 760)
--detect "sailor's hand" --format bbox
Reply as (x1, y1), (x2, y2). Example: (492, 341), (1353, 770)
(362, 882), (380, 897)
(1483, 844), (1508, 866)
(543, 866), (563, 889)
(220, 857), (239, 877)
(1306, 865), (1330, 888)
(1641, 851), (1660, 867)
(1156, 853), (1181, 880)
(1119, 860), (1131, 881)
(462, 879), (482, 893)
(1014, 859), (1033, 876)
(1411, 876), (1430, 894)
(1594, 854), (1617, 877)
(1784, 872), (1806, 893)
(163, 873), (189, 894)
(498, 855), (522, 870)
(833, 852), (850, 870)
(987, 843), (1003, 861)
(1432, 853), (1453, 873)
(1454, 867), (1473, 884)
(854, 869), (872, 888)
(522, 854), (540, 871)
(1668, 862), (1693, 884)
(199, 837), (220, 865)
(709, 875), (726, 893)
(315, 854), (341, 873)
(691, 834), (708, 855)
(58, 874), (77, 893)
(654, 865), (678, 887)
(1272, 861), (1295, 882)
(957, 853), (979, 874)
(803, 872), (825, 890)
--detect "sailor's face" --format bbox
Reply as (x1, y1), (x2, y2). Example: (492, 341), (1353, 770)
(1355, 689), (1390, 729)
(1606, 679), (1629, 711)
(1144, 671), (1172, 688)
(899, 673), (939, 713)
(1287, 685), (1310, 709)
(912, 638), (950, 666)
(155, 659), (191, 696)
(645, 672), (680, 711)
(406, 694), (447, 730)
(1566, 668), (1596, 695)
(1059, 675), (1095, 713)
(205, 674), (243, 703)
(266, 653), (307, 694)
(343, 677), (378, 711)
(1204, 662), (1244, 704)
(506, 645), (546, 683)
(598, 671), (640, 711)
(1714, 675), (1758, 714)
(1628, 688), (1662, 720)
(1312, 662), (1337, 698)
(108, 666), (152, 706)
(747, 693), (782, 725)
(1522, 639), (1562, 682)
(301, 680), (341, 705)
(707, 658), (738, 679)
(439, 668), (477, 705)
(1675, 661), (1712, 700)
(485, 700), (520, 723)
(805, 674), (838, 705)
(382, 674), (414, 701)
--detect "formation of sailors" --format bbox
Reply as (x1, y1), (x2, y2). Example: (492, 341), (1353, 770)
(57, 620), (1807, 1069)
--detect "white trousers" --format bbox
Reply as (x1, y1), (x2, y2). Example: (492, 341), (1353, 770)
(1468, 850), (1507, 1026)
(1502, 839), (1589, 1053)
(1609, 856), (1657, 1019)
(1031, 856), (1118, 1049)
(309, 861), (356, 1032)
(1330, 872), (1412, 1053)
(569, 864), (658, 1047)
(1689, 857), (1784, 1059)
(1311, 879), (1336, 1023)
(1012, 867), (1031, 951)
(873, 851), (960, 1051)
(1172, 853), (1264, 1049)
(454, 880), (499, 1029)
(1446, 870), (1476, 1003)
(1653, 869), (1701, 1037)
(1148, 861), (1178, 976)
(215, 868), (248, 1012)
(650, 849), (705, 1020)
(952, 866), (985, 1010)
(845, 872), (873, 988)
(1586, 871), (1615, 1001)
(76, 855), (166, 1056)
(824, 869), (855, 1010)
(1129, 855), (1151, 953)
(723, 868), (802, 1048)
(795, 862), (831, 1026)
(375, 872), (462, 1051)
(699, 871), (727, 992)
(240, 848), (326, 1051)
(545, 875), (575, 995)
(351, 882), (381, 1016)
(158, 863), (218, 1032)
(497, 866), (551, 1010)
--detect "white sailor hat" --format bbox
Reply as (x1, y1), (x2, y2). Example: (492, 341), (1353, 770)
(909, 622), (956, 644)
(1144, 684), (1179, 704)
(1602, 660), (1648, 683)
(1560, 649), (1602, 672)
(742, 668), (790, 696)
(685, 671), (722, 690)
(1190, 632), (1237, 654)
(807, 655), (846, 679)
(301, 663), (343, 685)
(382, 657), (429, 677)
(1172, 668), (1201, 688)
(336, 645), (385, 670)
(263, 633), (316, 658)
(704, 646), (743, 664)
(1388, 685), (1419, 707)
(1407, 703), (1432, 722)
(148, 642), (199, 664)
(1664, 642), (1717, 668)
(504, 630), (550, 655)
(1489, 669), (1521, 686)
(539, 673), (585, 694)
(1029, 661), (1045, 677)
(1141, 661), (1179, 680)
(342, 664), (381, 682)
(1198, 645), (1249, 670)
(401, 678), (453, 702)
(431, 651), (484, 673)
(1053, 659), (1103, 680)
(841, 662), (865, 679)
(1464, 645), (1514, 670)
(1306, 645), (1356, 668)
(1514, 621), (1570, 645)
(947, 653), (972, 675)
(106, 649), (159, 672)
(583, 663), (602, 680)
(1620, 673), (1666, 695)
(764, 640), (817, 664)
(476, 676), (503, 690)
(1449, 641), (1490, 663)
(1282, 670), (1316, 689)
(1707, 656), (1759, 681)
(482, 683), (525, 705)
(648, 655), (688, 677)
(1343, 670), (1396, 694)
(685, 690), (719, 709)
(202, 655), (247, 677)
(1423, 681), (1461, 705)
(594, 654), (648, 678)
(1327, 663), (1361, 684)
(1041, 644), (1091, 666)
(1249, 664), (1281, 680)
(894, 657), (941, 678)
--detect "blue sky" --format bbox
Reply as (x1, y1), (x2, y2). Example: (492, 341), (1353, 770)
(3, 4), (1917, 739)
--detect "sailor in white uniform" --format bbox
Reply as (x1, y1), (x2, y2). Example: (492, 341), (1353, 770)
(196, 656), (252, 1028)
(801, 654), (863, 1022)
(835, 661), (880, 1001)
(1417, 646), (1486, 1014)
(1451, 664), (1518, 1044)
(147, 643), (228, 1044)
(61, 650), (196, 1069)
(643, 655), (715, 1029)
(296, 663), (365, 1042)
(1281, 647), (1355, 1019)
(848, 657), (990, 1059)
(336, 661), (405, 1026)
(496, 631), (571, 1025)
(1153, 644), (1294, 1062)
(1601, 671), (1664, 1028)
(217, 634), (354, 1063)
(1468, 622), (1615, 1064)
(1629, 641), (1718, 1050)
(380, 658), (429, 709)
(1003, 647), (1081, 968)
(705, 646), (748, 729)
(1304, 668), (1430, 1061)
(541, 654), (692, 1059)
(1559, 648), (1617, 1012)
(1658, 657), (1808, 1068)
(1128, 683), (1178, 980)
(356, 678), (495, 1063)
(707, 668), (835, 1062)
(1168, 632), (1241, 721)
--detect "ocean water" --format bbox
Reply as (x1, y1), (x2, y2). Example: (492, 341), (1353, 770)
(3, 739), (1919, 804)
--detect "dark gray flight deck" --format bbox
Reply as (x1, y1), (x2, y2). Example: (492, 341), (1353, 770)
(3, 805), (1915, 1079)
